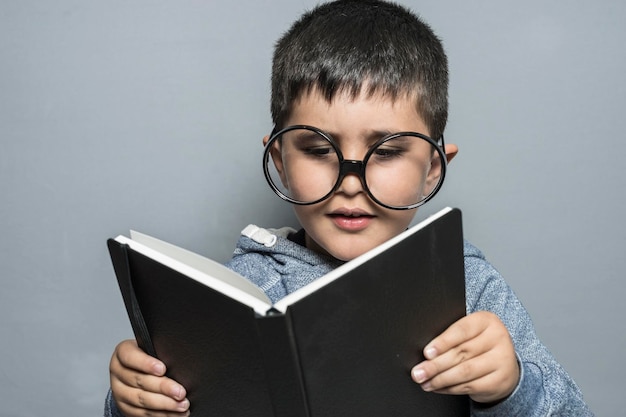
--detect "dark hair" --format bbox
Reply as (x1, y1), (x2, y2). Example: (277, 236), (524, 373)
(271, 0), (449, 139)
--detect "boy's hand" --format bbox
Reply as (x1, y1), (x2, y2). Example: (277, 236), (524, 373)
(411, 311), (519, 404)
(110, 339), (190, 417)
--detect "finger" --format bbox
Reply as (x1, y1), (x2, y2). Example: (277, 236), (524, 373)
(114, 339), (166, 376)
(113, 368), (187, 400)
(423, 311), (494, 360)
(117, 401), (190, 417)
(413, 323), (519, 403)
(110, 340), (187, 401)
(412, 312), (509, 384)
(120, 409), (189, 417)
(419, 352), (495, 394)
(424, 355), (516, 404)
(112, 378), (190, 416)
(117, 406), (189, 417)
(411, 335), (488, 384)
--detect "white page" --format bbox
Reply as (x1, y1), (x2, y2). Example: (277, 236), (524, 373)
(117, 233), (272, 315)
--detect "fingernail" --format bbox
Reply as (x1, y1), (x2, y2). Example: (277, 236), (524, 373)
(412, 368), (426, 383)
(421, 381), (433, 392)
(425, 346), (437, 359)
(173, 385), (185, 400)
(177, 399), (190, 411)
(153, 362), (165, 375)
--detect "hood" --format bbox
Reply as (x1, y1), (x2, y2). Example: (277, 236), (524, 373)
(225, 225), (343, 303)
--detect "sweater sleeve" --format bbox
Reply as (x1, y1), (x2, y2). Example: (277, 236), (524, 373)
(463, 241), (593, 417)
(104, 388), (126, 417)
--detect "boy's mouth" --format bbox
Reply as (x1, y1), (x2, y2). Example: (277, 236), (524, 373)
(328, 208), (375, 231)
(328, 208), (374, 218)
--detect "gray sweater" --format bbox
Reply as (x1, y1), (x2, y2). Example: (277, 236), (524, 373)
(105, 225), (593, 416)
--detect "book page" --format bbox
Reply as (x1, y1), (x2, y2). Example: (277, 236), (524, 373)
(116, 231), (273, 314)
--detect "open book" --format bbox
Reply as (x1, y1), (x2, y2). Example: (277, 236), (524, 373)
(107, 207), (469, 416)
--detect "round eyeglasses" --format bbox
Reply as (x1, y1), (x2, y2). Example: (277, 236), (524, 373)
(263, 125), (447, 210)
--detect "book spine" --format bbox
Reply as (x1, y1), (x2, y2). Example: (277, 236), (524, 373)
(107, 239), (157, 357)
(256, 311), (309, 417)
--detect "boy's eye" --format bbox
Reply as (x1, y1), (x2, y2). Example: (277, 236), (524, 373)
(302, 145), (335, 156)
(289, 132), (337, 157)
(372, 146), (405, 159)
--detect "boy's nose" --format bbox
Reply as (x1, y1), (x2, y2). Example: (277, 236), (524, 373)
(335, 170), (366, 196)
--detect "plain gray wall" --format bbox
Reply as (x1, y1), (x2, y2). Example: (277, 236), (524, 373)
(1, 1), (624, 415)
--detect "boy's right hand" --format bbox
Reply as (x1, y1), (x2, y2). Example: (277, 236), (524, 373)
(110, 339), (190, 417)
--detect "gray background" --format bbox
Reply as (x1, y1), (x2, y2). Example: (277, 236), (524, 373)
(1, 1), (624, 415)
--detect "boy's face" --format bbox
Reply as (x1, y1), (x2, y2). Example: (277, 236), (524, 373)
(265, 89), (446, 261)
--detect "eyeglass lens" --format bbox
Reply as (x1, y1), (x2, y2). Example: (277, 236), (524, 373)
(263, 126), (445, 209)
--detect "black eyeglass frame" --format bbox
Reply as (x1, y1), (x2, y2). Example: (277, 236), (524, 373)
(262, 125), (448, 210)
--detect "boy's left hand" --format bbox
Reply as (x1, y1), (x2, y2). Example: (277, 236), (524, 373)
(411, 311), (519, 404)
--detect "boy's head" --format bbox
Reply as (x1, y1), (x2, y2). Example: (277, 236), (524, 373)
(264, 0), (456, 261)
(271, 0), (448, 140)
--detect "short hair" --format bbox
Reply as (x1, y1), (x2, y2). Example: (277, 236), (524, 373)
(271, 0), (449, 139)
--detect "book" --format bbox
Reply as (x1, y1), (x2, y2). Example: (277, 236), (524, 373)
(107, 207), (469, 417)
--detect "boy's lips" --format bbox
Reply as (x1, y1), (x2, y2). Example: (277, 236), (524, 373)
(327, 208), (375, 231)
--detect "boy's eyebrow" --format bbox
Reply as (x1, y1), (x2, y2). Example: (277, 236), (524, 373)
(328, 129), (395, 144)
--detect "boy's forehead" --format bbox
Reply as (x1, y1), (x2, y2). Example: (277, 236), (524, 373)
(286, 87), (429, 136)
(291, 87), (420, 115)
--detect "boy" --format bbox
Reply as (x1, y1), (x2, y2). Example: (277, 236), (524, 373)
(105, 1), (592, 416)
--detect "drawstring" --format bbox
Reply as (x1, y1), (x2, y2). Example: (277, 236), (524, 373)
(241, 225), (278, 247)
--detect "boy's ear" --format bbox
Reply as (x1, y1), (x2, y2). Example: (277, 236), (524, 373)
(263, 135), (289, 187)
(444, 143), (458, 163)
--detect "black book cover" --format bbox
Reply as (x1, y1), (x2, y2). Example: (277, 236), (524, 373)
(107, 207), (469, 416)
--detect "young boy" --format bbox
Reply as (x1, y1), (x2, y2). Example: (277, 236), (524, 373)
(105, 1), (593, 416)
